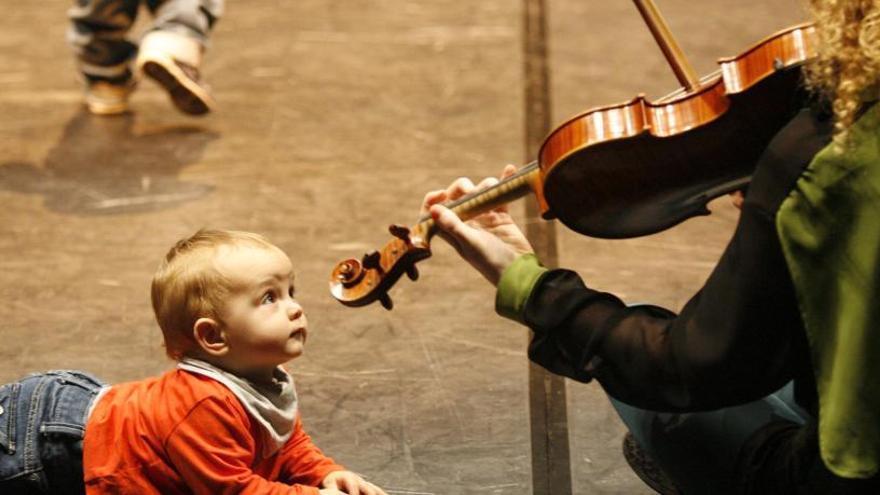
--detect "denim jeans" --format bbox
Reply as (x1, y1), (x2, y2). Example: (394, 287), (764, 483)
(67, 0), (225, 80)
(611, 381), (810, 494)
(0, 371), (106, 495)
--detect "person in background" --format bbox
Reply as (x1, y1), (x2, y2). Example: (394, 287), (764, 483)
(68, 0), (221, 116)
(422, 0), (880, 493)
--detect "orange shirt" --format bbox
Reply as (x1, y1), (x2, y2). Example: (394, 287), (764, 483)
(83, 369), (343, 494)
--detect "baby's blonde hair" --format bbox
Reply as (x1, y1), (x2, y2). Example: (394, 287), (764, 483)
(805, 0), (880, 147)
(151, 229), (276, 359)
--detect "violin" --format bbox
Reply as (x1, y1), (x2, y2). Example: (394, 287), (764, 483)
(330, 0), (817, 310)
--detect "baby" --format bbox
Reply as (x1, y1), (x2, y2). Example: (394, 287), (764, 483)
(0, 229), (385, 495)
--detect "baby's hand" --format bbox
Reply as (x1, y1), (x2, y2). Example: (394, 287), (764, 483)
(322, 470), (388, 495)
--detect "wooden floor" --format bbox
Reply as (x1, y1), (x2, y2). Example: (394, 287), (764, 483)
(0, 1), (804, 493)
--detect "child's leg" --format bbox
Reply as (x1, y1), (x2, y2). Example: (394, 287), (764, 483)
(134, 0), (223, 114)
(144, 0), (223, 46)
(610, 381), (810, 494)
(0, 371), (106, 495)
(67, 0), (141, 83)
(68, 0), (141, 115)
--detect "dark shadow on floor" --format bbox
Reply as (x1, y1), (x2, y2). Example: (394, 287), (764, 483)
(0, 109), (218, 215)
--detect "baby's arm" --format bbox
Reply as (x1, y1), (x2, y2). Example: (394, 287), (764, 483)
(278, 414), (345, 485)
(281, 416), (387, 495)
(165, 397), (329, 494)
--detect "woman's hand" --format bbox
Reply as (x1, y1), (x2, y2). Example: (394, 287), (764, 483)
(729, 190), (745, 210)
(422, 164), (534, 286)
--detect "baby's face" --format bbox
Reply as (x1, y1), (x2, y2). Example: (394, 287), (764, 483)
(213, 244), (308, 375)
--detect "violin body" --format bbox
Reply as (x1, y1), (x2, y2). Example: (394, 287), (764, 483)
(537, 23), (816, 238)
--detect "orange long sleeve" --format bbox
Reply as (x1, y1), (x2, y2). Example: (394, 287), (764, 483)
(84, 369), (343, 494)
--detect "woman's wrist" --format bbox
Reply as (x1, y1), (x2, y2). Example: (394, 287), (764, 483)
(495, 253), (547, 322)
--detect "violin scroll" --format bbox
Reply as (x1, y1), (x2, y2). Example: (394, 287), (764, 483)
(329, 224), (432, 309)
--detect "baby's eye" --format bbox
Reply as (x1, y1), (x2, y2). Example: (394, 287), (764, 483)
(260, 291), (277, 304)
(288, 286), (296, 298)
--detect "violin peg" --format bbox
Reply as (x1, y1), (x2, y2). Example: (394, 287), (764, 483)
(388, 224), (411, 243)
(362, 250), (382, 272)
(378, 293), (393, 310)
(406, 265), (419, 281)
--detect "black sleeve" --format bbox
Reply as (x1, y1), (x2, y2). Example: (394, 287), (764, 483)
(524, 108), (833, 412)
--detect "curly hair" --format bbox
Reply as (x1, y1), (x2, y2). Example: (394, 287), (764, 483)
(804, 0), (880, 147)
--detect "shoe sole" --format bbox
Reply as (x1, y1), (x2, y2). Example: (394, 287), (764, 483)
(86, 100), (129, 116)
(622, 433), (682, 495)
(140, 54), (213, 116)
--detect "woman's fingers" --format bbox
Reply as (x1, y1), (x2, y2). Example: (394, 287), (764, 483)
(420, 189), (447, 215)
(476, 176), (499, 190)
(422, 165), (518, 217)
(431, 204), (468, 237)
(729, 190), (745, 210)
(445, 176), (476, 200)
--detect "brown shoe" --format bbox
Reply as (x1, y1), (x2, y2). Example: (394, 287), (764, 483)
(622, 432), (683, 495)
(136, 31), (215, 115)
(85, 80), (135, 116)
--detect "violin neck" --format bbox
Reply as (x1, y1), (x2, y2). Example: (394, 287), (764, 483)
(415, 161), (540, 238)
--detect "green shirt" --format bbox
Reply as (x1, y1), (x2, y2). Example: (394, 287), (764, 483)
(777, 103), (880, 478)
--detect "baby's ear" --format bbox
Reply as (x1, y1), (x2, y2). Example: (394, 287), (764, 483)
(193, 317), (228, 356)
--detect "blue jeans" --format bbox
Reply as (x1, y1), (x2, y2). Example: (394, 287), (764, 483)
(0, 371), (106, 495)
(611, 381), (810, 494)
(67, 0), (225, 80)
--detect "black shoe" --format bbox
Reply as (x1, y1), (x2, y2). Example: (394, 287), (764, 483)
(622, 432), (683, 495)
